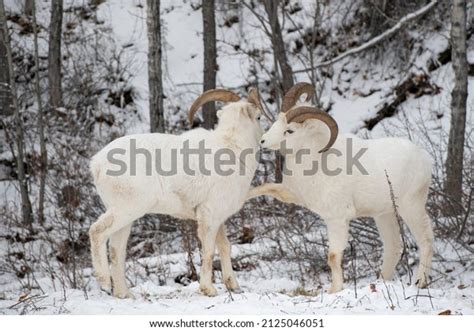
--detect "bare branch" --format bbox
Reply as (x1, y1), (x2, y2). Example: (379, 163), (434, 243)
(294, 0), (438, 73)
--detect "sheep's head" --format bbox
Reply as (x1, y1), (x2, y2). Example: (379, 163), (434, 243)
(260, 83), (338, 153)
(188, 88), (271, 139)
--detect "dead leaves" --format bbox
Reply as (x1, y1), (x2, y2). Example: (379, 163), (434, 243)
(369, 283), (377, 292)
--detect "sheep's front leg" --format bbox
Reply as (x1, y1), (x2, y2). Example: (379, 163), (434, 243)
(197, 221), (219, 297)
(216, 224), (240, 292)
(326, 220), (349, 294)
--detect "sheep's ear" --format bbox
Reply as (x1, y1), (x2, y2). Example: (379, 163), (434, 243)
(302, 119), (326, 133)
(302, 119), (317, 129)
(243, 104), (259, 119)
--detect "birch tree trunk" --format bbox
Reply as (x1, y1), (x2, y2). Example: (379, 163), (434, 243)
(147, 0), (165, 133)
(445, 0), (468, 212)
(0, 0), (34, 226)
(48, 0), (63, 110)
(202, 0), (217, 129)
(32, 1), (47, 224)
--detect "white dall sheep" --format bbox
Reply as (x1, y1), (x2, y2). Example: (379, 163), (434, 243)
(248, 83), (434, 293)
(90, 89), (268, 298)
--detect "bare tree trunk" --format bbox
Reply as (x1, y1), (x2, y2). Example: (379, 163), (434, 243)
(147, 0), (165, 133)
(0, 0), (34, 226)
(263, 0), (294, 183)
(263, 0), (294, 93)
(0, 0), (10, 118)
(202, 0), (217, 129)
(48, 0), (63, 110)
(0, 0), (9, 155)
(445, 0), (468, 213)
(24, 0), (34, 17)
(32, 1), (47, 224)
(89, 0), (105, 7)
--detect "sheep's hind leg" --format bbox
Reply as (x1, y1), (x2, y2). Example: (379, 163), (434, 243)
(109, 224), (134, 299)
(326, 220), (349, 293)
(89, 211), (114, 293)
(216, 224), (241, 293)
(197, 220), (220, 297)
(247, 183), (298, 204)
(400, 208), (433, 288)
(374, 213), (402, 281)
(89, 209), (142, 296)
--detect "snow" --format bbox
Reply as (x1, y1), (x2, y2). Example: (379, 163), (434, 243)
(303, 0), (439, 69)
(1, 0), (473, 317)
(0, 238), (472, 315)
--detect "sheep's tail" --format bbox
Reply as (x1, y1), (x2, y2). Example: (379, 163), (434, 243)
(417, 149), (433, 192)
(246, 183), (299, 204)
(409, 148), (432, 204)
(90, 155), (102, 185)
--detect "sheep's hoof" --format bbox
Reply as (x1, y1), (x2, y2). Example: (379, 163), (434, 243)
(415, 277), (429, 289)
(328, 285), (342, 294)
(114, 289), (135, 299)
(224, 277), (240, 292)
(200, 285), (218, 297)
(230, 287), (243, 294)
(380, 269), (395, 281)
(95, 273), (112, 293)
(100, 286), (112, 296)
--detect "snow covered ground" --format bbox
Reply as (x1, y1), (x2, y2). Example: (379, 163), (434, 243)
(1, 0), (472, 316)
(0, 237), (472, 315)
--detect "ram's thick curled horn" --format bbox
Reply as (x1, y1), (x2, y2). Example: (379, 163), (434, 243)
(286, 106), (338, 153)
(281, 83), (315, 113)
(188, 89), (241, 126)
(248, 87), (273, 121)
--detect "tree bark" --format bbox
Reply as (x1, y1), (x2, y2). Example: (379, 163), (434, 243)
(0, 0), (10, 118)
(263, 0), (293, 184)
(0, 0), (9, 156)
(445, 0), (468, 212)
(24, 0), (34, 17)
(48, 0), (63, 110)
(202, 0), (217, 129)
(0, 0), (34, 226)
(147, 0), (165, 133)
(89, 0), (105, 7)
(263, 0), (294, 94)
(32, 1), (47, 224)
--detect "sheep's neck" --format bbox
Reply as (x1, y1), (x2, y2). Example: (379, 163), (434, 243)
(215, 124), (259, 151)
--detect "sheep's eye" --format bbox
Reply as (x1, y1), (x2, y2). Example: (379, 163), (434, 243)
(257, 116), (261, 120)
(285, 129), (294, 134)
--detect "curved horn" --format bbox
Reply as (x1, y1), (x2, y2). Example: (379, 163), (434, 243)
(248, 87), (274, 121)
(286, 106), (338, 153)
(281, 82), (315, 113)
(188, 89), (241, 126)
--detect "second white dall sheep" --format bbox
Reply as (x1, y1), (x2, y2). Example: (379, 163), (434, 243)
(248, 83), (434, 293)
(90, 88), (268, 298)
